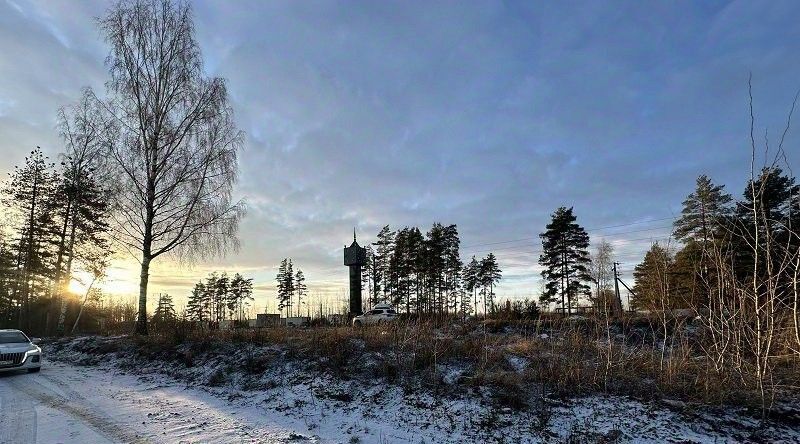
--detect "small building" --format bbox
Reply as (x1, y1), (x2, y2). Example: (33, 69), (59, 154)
(256, 313), (281, 327)
(284, 316), (310, 327)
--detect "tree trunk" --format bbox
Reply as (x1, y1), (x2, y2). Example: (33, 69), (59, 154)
(71, 276), (97, 334)
(135, 254), (151, 335)
(57, 209), (78, 335)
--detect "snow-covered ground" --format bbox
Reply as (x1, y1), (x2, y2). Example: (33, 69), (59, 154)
(1, 336), (795, 443)
(0, 360), (313, 443)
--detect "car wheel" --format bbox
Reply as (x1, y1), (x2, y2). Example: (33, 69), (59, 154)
(354, 320), (362, 327)
(28, 368), (41, 373)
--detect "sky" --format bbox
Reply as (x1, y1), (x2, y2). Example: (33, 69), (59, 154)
(1, 0), (800, 314)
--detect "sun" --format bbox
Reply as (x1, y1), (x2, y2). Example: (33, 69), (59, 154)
(67, 273), (92, 295)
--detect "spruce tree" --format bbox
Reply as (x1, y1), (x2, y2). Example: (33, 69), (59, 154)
(632, 243), (674, 311)
(538, 206), (592, 315)
(187, 281), (208, 322)
(152, 293), (177, 327)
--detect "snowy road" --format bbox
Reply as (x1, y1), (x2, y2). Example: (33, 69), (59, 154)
(0, 362), (308, 444)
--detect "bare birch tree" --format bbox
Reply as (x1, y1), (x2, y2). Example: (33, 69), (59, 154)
(54, 88), (114, 334)
(98, 0), (245, 334)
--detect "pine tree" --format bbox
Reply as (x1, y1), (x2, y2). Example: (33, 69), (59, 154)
(738, 167), (798, 231)
(362, 247), (373, 306)
(276, 259), (295, 316)
(443, 224), (462, 314)
(462, 256), (480, 316)
(674, 175), (733, 245)
(2, 148), (59, 328)
(284, 260), (295, 316)
(53, 164), (111, 334)
(425, 223), (447, 313)
(213, 272), (229, 323)
(204, 273), (219, 324)
(538, 207), (593, 315)
(227, 273), (253, 321)
(295, 269), (307, 317)
(478, 253), (502, 314)
(366, 244), (381, 307)
(374, 225), (395, 303)
(733, 167), (799, 306)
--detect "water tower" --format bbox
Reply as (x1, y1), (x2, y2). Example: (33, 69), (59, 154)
(343, 229), (366, 316)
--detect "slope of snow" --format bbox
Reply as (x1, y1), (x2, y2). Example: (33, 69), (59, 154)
(35, 336), (800, 443)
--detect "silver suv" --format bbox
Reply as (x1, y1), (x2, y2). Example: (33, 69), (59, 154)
(0, 329), (42, 374)
(352, 303), (398, 326)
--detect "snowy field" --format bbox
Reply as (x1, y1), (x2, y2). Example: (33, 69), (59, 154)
(0, 336), (796, 443)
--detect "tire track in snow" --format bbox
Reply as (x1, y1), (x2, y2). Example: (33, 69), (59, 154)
(0, 373), (37, 444)
(6, 373), (148, 443)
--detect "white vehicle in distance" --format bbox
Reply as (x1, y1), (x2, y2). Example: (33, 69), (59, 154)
(352, 303), (398, 326)
(0, 329), (42, 374)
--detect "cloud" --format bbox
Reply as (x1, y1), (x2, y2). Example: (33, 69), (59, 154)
(1, 0), (799, 310)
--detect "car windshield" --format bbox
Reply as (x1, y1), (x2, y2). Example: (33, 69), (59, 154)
(0, 332), (28, 344)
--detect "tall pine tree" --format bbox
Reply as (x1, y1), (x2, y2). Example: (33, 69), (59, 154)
(3, 148), (59, 328)
(674, 175), (733, 245)
(538, 207), (592, 315)
(478, 253), (501, 314)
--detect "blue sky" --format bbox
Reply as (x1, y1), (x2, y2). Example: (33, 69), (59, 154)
(1, 0), (799, 311)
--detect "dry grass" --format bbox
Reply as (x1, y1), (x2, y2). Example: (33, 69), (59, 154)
(85, 315), (800, 414)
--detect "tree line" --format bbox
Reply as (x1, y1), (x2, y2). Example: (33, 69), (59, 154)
(360, 223), (502, 316)
(187, 272), (255, 324)
(275, 258), (307, 317)
(631, 171), (799, 312)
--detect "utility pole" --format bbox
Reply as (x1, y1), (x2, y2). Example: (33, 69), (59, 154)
(613, 262), (623, 315)
(614, 262), (637, 313)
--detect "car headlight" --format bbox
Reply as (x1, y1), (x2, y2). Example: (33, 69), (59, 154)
(24, 346), (41, 361)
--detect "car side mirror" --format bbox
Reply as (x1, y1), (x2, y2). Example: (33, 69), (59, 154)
(31, 338), (41, 344)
